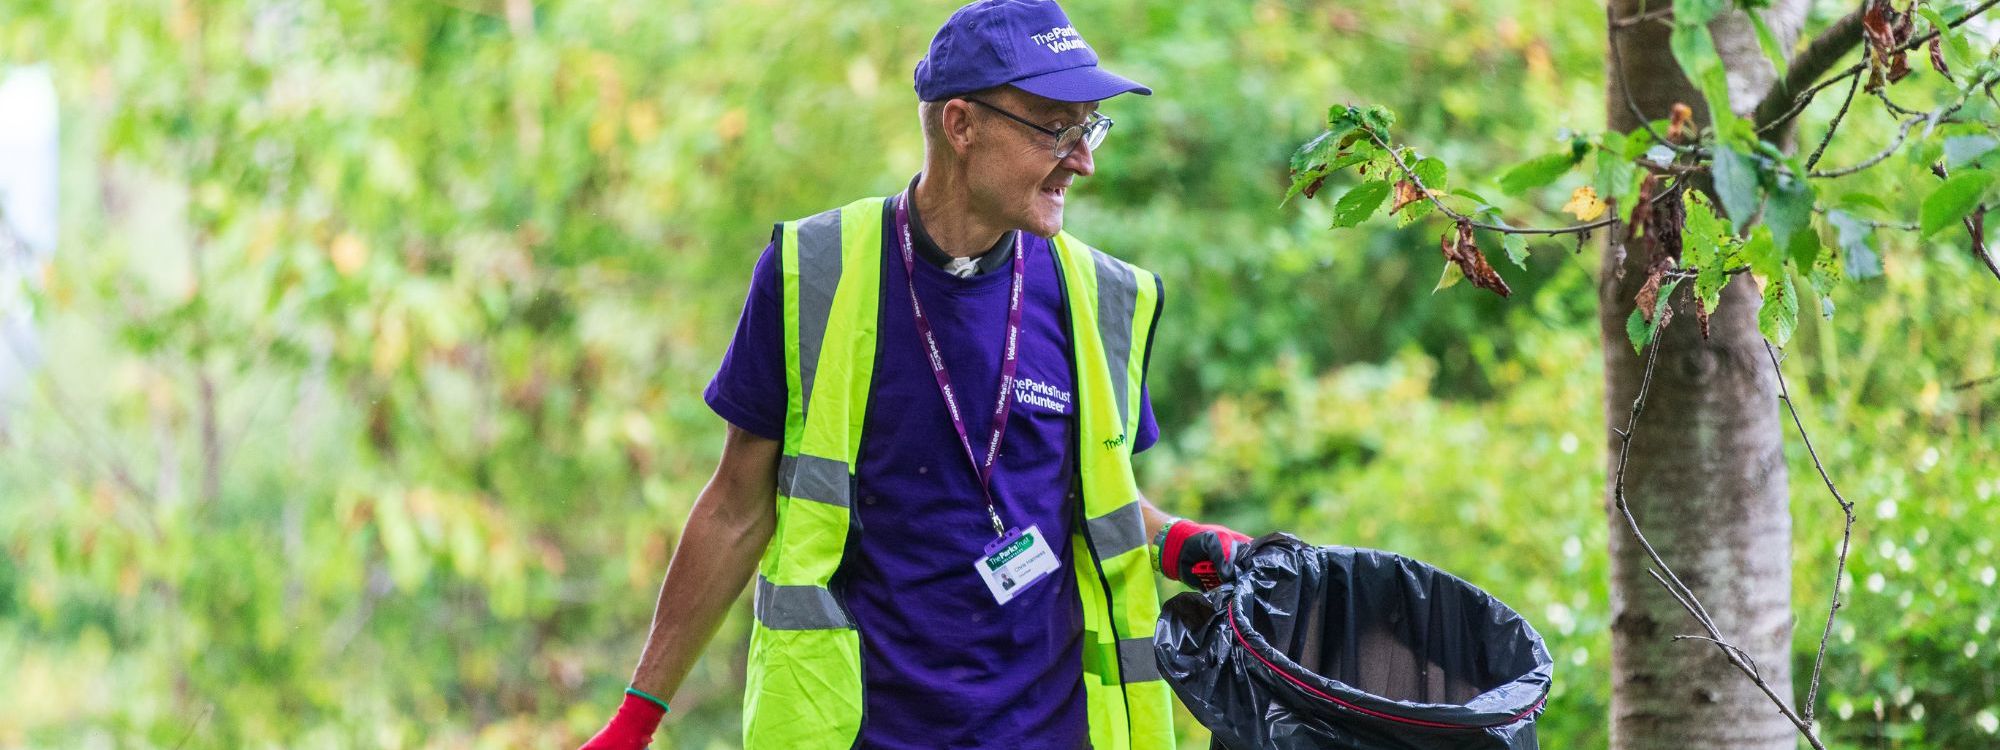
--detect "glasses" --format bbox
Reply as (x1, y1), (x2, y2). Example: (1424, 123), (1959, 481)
(963, 98), (1113, 160)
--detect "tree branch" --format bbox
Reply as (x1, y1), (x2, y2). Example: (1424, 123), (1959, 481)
(1753, 8), (1867, 134)
(1367, 131), (1683, 237)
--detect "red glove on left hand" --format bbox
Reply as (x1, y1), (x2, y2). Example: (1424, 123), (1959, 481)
(1159, 520), (1252, 591)
(578, 692), (666, 750)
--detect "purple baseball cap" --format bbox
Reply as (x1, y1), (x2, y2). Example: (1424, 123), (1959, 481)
(914, 0), (1152, 103)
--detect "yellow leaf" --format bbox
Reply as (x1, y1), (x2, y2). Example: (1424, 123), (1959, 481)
(1562, 186), (1607, 221)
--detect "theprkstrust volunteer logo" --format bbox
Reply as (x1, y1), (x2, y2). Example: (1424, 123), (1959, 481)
(1013, 377), (1071, 414)
(1030, 25), (1089, 54)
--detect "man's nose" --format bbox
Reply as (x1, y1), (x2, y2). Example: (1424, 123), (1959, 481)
(1060, 138), (1095, 177)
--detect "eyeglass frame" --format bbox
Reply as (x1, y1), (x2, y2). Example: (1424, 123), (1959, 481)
(961, 98), (1113, 160)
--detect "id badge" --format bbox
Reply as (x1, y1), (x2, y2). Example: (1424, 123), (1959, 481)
(975, 525), (1060, 605)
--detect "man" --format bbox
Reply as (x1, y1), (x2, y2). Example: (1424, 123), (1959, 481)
(580, 2), (1250, 748)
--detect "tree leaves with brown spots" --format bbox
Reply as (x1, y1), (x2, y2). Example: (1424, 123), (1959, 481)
(1439, 222), (1512, 298)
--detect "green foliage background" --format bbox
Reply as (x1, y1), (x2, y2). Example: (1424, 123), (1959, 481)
(1, 0), (1996, 747)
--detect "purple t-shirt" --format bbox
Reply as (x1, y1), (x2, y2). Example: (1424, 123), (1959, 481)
(706, 195), (1158, 749)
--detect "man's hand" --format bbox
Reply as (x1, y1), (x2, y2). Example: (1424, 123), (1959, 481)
(578, 692), (667, 750)
(1159, 520), (1252, 591)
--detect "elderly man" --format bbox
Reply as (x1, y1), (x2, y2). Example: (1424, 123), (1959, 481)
(580, 2), (1249, 748)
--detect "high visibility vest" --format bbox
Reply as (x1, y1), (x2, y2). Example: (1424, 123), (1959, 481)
(740, 196), (1174, 749)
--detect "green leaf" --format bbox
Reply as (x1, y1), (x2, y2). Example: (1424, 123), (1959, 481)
(1595, 144), (1640, 218)
(1625, 278), (1683, 354)
(1826, 210), (1883, 280)
(1746, 12), (1790, 80)
(1498, 152), (1582, 196)
(1944, 135), (1999, 168)
(1764, 175), (1815, 255)
(1331, 179), (1393, 228)
(1451, 187), (1497, 212)
(1711, 145), (1763, 234)
(1697, 250), (1730, 313)
(1674, 0), (1730, 26)
(1672, 19), (1747, 146)
(1283, 167), (1328, 207)
(1834, 192), (1889, 215)
(1329, 105), (1397, 141)
(1503, 233), (1530, 270)
(1744, 225), (1785, 279)
(1919, 169), (1994, 236)
(1788, 225), (1822, 270)
(1683, 191), (1729, 246)
(1758, 271), (1799, 346)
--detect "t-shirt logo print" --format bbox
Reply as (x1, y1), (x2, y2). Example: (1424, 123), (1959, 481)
(1013, 377), (1071, 414)
(1030, 25), (1089, 54)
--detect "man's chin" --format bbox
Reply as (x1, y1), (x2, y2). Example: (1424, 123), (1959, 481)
(1027, 213), (1064, 238)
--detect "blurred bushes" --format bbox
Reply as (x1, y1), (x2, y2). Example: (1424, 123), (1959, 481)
(0, 0), (1996, 748)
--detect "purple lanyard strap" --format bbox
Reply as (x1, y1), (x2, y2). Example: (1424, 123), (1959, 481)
(896, 192), (1026, 538)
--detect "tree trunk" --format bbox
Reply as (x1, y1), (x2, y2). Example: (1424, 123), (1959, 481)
(1600, 1), (1807, 747)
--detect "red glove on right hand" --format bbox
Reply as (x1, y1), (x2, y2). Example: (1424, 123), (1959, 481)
(1159, 520), (1253, 591)
(579, 692), (667, 750)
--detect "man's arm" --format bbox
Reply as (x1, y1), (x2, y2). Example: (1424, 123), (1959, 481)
(1138, 492), (1175, 544)
(628, 422), (781, 701)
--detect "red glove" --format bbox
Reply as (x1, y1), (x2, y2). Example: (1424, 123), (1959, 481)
(1159, 520), (1252, 591)
(579, 692), (667, 750)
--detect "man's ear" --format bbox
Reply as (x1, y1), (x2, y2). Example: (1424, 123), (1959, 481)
(940, 98), (977, 156)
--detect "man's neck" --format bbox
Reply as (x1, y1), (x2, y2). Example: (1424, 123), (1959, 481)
(911, 170), (1007, 259)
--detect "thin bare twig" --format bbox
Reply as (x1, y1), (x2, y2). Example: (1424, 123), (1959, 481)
(1804, 69), (1865, 171)
(1765, 342), (1856, 724)
(1607, 21), (1683, 153)
(1758, 68), (1865, 137)
(1612, 315), (1830, 749)
(1810, 115), (1925, 178)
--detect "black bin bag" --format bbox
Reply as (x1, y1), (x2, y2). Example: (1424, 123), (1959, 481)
(1155, 535), (1552, 750)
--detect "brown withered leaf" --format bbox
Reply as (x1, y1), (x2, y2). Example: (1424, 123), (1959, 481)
(1302, 175), (1327, 200)
(1929, 36), (1952, 79)
(1626, 175), (1657, 243)
(1439, 222), (1513, 298)
(1667, 103), (1694, 143)
(1643, 181), (1685, 265)
(1390, 179), (1428, 214)
(1694, 297), (1711, 339)
(1862, 0), (1914, 89)
(1635, 267), (1670, 325)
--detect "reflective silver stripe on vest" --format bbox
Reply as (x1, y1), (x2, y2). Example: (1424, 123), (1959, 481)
(1117, 636), (1162, 682)
(1086, 500), (1147, 560)
(754, 575), (853, 630)
(1090, 250), (1137, 430)
(795, 208), (843, 418)
(778, 453), (851, 508)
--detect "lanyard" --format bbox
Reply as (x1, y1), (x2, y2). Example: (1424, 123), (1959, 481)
(895, 191), (1026, 538)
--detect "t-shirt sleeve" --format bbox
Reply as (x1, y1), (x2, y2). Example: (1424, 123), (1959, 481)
(1133, 273), (1164, 454)
(704, 241), (788, 441)
(1133, 383), (1160, 454)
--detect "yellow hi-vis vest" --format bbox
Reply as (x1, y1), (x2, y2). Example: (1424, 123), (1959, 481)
(740, 196), (1174, 749)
